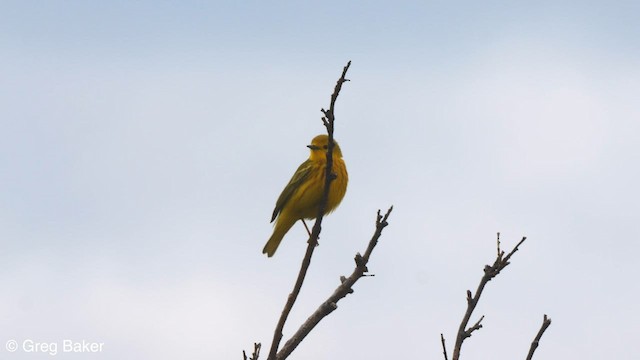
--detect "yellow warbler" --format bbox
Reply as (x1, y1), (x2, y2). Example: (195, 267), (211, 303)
(263, 134), (348, 257)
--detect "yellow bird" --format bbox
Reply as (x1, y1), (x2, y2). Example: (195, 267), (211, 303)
(263, 134), (348, 257)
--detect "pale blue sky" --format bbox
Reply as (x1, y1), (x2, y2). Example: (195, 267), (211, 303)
(1, 1), (639, 359)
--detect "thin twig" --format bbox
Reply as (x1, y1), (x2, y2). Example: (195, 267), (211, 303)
(266, 61), (352, 360)
(526, 314), (552, 360)
(451, 235), (527, 360)
(440, 333), (449, 360)
(243, 343), (261, 360)
(313, 60), (352, 246)
(464, 315), (485, 340)
(276, 207), (393, 359)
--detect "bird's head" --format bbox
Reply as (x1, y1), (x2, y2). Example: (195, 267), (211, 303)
(307, 134), (343, 161)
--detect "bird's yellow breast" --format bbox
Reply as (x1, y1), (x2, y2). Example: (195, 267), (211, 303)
(287, 156), (348, 220)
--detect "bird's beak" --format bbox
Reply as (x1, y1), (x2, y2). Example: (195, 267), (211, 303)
(307, 144), (320, 150)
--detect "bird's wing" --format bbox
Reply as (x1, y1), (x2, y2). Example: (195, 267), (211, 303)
(271, 159), (314, 222)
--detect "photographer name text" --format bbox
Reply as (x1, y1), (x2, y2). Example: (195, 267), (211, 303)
(6, 339), (104, 356)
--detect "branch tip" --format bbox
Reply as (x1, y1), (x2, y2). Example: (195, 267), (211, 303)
(243, 342), (261, 360)
(440, 333), (449, 360)
(526, 314), (552, 360)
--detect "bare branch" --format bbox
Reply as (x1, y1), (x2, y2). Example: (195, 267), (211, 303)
(526, 314), (552, 360)
(450, 235), (527, 360)
(266, 232), (316, 360)
(276, 207), (393, 360)
(266, 61), (352, 360)
(320, 60), (351, 135)
(311, 60), (352, 244)
(501, 236), (526, 271)
(440, 333), (449, 360)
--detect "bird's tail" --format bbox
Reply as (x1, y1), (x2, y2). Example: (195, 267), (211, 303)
(263, 214), (297, 257)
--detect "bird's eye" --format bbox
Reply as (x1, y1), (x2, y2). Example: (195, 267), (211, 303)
(323, 145), (328, 149)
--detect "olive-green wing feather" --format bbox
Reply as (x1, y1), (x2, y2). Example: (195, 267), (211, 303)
(271, 159), (314, 222)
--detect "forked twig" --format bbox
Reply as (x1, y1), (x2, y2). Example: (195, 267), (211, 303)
(276, 207), (392, 359)
(243, 343), (261, 360)
(450, 233), (527, 360)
